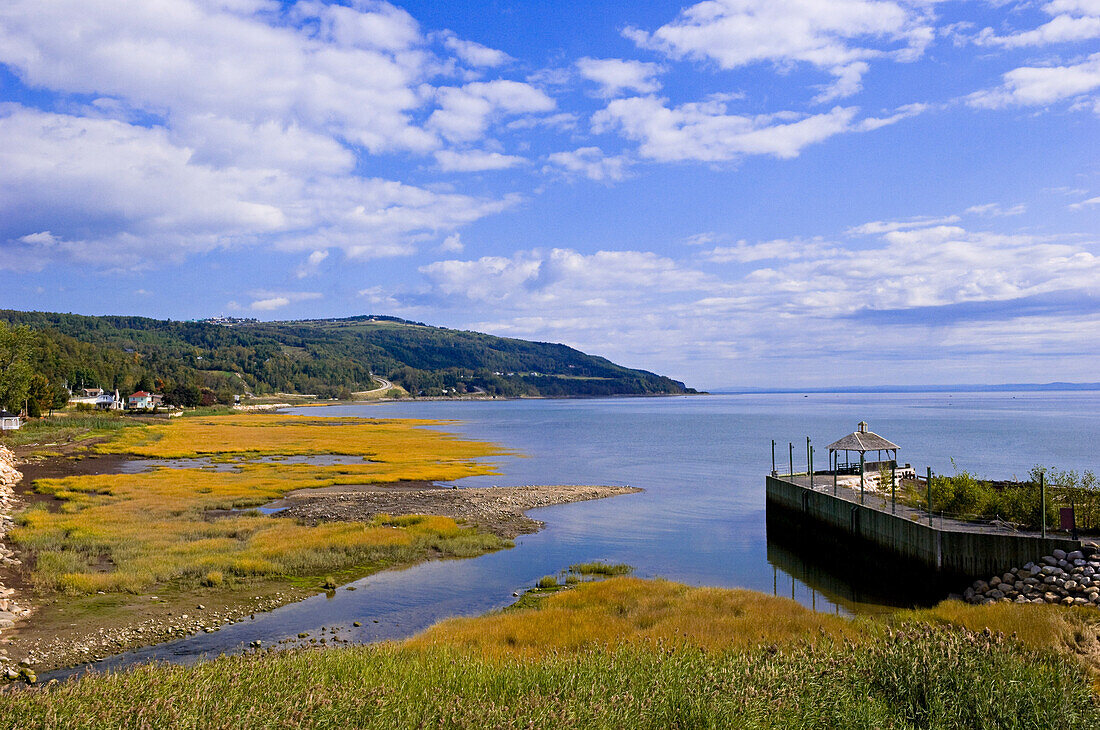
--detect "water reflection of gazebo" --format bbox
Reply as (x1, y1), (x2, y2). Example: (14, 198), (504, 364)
(827, 421), (899, 501)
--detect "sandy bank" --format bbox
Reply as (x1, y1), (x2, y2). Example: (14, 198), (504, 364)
(277, 484), (643, 538)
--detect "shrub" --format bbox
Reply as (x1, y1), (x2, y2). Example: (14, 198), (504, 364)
(537, 575), (558, 589)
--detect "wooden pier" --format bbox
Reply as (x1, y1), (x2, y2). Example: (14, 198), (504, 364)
(766, 473), (1082, 581)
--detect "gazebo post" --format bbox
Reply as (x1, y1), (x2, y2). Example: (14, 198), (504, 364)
(809, 446), (814, 489)
(832, 450), (837, 496)
(788, 442), (793, 477)
(859, 452), (865, 504)
(771, 439), (775, 475)
(891, 458), (896, 514)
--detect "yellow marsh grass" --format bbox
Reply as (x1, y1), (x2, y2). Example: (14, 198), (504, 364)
(900, 599), (1100, 678)
(405, 577), (870, 659)
(96, 413), (507, 462)
(15, 415), (509, 594)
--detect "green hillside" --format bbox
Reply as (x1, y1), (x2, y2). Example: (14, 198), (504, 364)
(0, 310), (695, 409)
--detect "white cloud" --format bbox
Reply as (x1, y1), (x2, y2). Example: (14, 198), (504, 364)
(420, 248), (712, 305)
(1069, 195), (1100, 209)
(857, 102), (929, 130)
(975, 1), (1100, 48)
(248, 290), (322, 311)
(428, 80), (555, 143)
(847, 215), (961, 235)
(965, 202), (1027, 217)
(701, 238), (840, 263)
(0, 1), (545, 270)
(295, 249), (329, 278)
(545, 147), (631, 182)
(0, 105), (520, 269)
(625, 0), (935, 101)
(440, 32), (512, 67)
(251, 297), (292, 311)
(968, 52), (1100, 109)
(435, 148), (528, 172)
(439, 233), (464, 252)
(409, 219), (1100, 388)
(592, 96), (858, 162)
(575, 57), (665, 97)
(0, 0), (438, 154)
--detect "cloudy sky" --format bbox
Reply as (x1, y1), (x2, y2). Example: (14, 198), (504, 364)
(1, 1), (1098, 389)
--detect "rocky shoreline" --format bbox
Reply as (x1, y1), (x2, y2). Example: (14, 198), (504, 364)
(0, 445), (33, 681)
(278, 484), (644, 539)
(964, 546), (1100, 607)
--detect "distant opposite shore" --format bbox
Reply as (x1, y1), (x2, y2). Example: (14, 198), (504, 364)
(716, 382), (1100, 395)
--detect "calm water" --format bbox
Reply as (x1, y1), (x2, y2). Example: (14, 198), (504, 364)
(57, 391), (1100, 677)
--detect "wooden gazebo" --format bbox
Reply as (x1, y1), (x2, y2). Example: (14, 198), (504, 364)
(827, 421), (898, 501)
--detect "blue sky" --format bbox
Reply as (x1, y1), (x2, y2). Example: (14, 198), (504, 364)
(1, 1), (1098, 389)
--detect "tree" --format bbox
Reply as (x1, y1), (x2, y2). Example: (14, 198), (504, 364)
(0, 322), (36, 412)
(27, 374), (53, 418)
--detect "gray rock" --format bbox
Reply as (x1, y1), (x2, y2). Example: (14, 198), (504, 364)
(988, 589), (1005, 600)
(1053, 549), (1067, 560)
(1068, 550), (1084, 561)
(1042, 556), (1058, 566)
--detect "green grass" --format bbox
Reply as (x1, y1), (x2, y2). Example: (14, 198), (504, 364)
(0, 412), (139, 448)
(3, 628), (1095, 728)
(568, 562), (633, 576)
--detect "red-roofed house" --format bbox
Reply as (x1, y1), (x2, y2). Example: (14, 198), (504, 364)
(127, 391), (163, 410)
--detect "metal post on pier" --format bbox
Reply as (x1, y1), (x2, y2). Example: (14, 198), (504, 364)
(859, 452), (865, 504)
(771, 440), (776, 475)
(1040, 471), (1047, 539)
(926, 467), (933, 526)
(806, 437), (811, 480)
(809, 446), (815, 489)
(789, 442), (793, 477)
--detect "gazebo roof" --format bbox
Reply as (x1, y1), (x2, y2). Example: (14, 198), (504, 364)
(827, 421), (898, 452)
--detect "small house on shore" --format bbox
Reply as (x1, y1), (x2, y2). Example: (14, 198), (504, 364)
(0, 411), (21, 431)
(127, 391), (163, 410)
(95, 390), (124, 411)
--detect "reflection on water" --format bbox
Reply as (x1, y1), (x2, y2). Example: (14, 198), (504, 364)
(53, 392), (1100, 677)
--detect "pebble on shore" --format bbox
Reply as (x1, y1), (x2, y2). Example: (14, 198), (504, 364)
(964, 546), (1100, 607)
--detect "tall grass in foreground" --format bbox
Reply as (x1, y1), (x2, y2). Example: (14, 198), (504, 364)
(2, 633), (1094, 729)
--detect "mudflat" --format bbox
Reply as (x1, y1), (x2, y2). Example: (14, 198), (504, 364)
(277, 484), (643, 538)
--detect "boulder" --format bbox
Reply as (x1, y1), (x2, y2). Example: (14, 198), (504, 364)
(1053, 549), (1067, 560)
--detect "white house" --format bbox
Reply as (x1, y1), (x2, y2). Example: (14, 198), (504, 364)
(127, 391), (163, 410)
(95, 390), (124, 411)
(0, 410), (21, 431)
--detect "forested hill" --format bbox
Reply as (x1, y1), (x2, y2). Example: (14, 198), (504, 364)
(0, 310), (695, 404)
